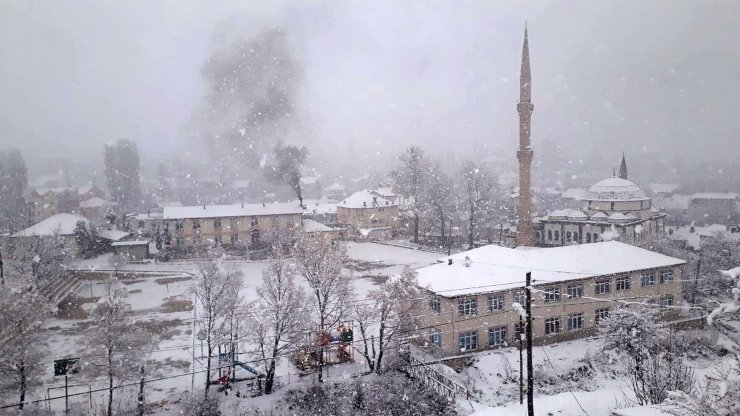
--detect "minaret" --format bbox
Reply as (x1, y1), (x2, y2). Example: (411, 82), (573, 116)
(618, 152), (628, 180)
(516, 25), (535, 246)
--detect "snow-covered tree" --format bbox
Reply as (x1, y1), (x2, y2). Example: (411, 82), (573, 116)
(392, 146), (428, 243)
(74, 220), (109, 258)
(422, 161), (458, 240)
(245, 255), (308, 394)
(87, 291), (151, 416)
(192, 260), (244, 397)
(104, 140), (141, 211)
(352, 267), (423, 374)
(707, 266), (740, 325)
(0, 148), (28, 233)
(457, 160), (495, 249)
(8, 231), (71, 289)
(292, 234), (352, 383)
(664, 354), (740, 416)
(0, 288), (49, 410)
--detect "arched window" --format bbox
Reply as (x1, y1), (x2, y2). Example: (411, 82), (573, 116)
(554, 230), (559, 241)
(586, 233), (592, 243)
(593, 233), (599, 241)
(573, 232), (579, 242)
(566, 231), (572, 242)
(547, 230), (552, 240)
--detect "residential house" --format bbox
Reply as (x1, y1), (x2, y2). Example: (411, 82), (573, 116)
(415, 241), (685, 354)
(336, 190), (399, 240)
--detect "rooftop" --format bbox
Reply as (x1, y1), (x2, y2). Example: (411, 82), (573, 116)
(416, 241), (685, 297)
(13, 213), (87, 237)
(337, 190), (397, 209)
(584, 177), (648, 202)
(163, 202), (303, 220)
(302, 219), (334, 233)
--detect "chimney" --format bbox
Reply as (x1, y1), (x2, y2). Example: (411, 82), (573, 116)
(203, 205), (206, 210)
(241, 202), (244, 208)
(363, 201), (367, 207)
(262, 202), (266, 207)
(447, 258), (453, 265)
(464, 256), (472, 267)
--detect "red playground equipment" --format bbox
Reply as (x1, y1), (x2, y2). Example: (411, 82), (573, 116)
(292, 321), (354, 371)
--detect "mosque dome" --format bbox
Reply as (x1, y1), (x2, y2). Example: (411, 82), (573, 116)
(584, 177), (648, 202)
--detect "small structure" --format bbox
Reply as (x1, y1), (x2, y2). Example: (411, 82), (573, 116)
(336, 190), (399, 240)
(688, 192), (738, 225)
(300, 219), (342, 245)
(292, 322), (354, 371)
(111, 240), (150, 261)
(11, 213), (88, 252)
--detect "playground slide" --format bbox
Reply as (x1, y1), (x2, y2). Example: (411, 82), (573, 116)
(233, 361), (265, 378)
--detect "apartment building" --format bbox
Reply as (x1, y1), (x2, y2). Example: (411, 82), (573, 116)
(162, 203), (303, 249)
(415, 241), (685, 354)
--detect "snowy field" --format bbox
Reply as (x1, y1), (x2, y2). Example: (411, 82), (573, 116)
(10, 242), (440, 414)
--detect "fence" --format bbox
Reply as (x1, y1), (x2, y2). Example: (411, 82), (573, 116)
(405, 351), (471, 401)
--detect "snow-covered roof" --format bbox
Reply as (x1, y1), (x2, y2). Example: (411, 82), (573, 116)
(301, 199), (337, 215)
(337, 190), (397, 209)
(590, 211), (608, 219)
(111, 240), (149, 246)
(302, 219), (334, 233)
(323, 182), (345, 192)
(33, 187), (76, 196)
(13, 213), (87, 237)
(417, 241), (685, 297)
(80, 197), (111, 208)
(561, 188), (587, 200)
(98, 229), (129, 241)
(653, 194), (690, 210)
(78, 185), (99, 195)
(547, 209), (587, 221)
(584, 178), (648, 202)
(134, 212), (163, 220)
(690, 192), (738, 200)
(647, 183), (680, 194)
(608, 212), (630, 222)
(156, 201), (183, 208)
(162, 202), (303, 220)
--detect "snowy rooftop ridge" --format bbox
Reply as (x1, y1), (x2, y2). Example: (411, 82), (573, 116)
(162, 202), (303, 220)
(13, 213), (88, 237)
(418, 241), (686, 297)
(584, 177), (648, 201)
(337, 189), (397, 209)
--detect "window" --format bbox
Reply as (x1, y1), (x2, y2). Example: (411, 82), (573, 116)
(230, 234), (239, 244)
(593, 233), (599, 241)
(547, 230), (552, 240)
(567, 313), (583, 331)
(192, 219), (201, 230)
(660, 295), (673, 310)
(175, 237), (184, 247)
(251, 216), (259, 227)
(513, 290), (526, 306)
(430, 296), (441, 313)
(488, 326), (507, 346)
(616, 275), (631, 291)
(586, 233), (592, 243)
(544, 317), (561, 335)
(543, 286), (560, 303)
(213, 235), (222, 246)
(554, 230), (560, 241)
(566, 231), (572, 242)
(566, 283), (583, 298)
(230, 218), (239, 229)
(595, 308), (610, 325)
(595, 278), (611, 295)
(430, 328), (442, 347)
(459, 331), (478, 351)
(192, 235), (201, 245)
(573, 232), (579, 242)
(641, 273), (655, 287)
(175, 220), (183, 230)
(660, 270), (674, 284)
(488, 294), (504, 312)
(458, 297), (478, 316)
(214, 219), (221, 228)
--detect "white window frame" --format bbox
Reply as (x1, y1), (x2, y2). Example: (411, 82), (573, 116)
(488, 326), (507, 346)
(458, 297), (478, 316)
(567, 313), (583, 331)
(544, 317), (561, 335)
(488, 294), (505, 312)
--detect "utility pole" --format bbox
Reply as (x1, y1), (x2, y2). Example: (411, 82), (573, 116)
(525, 272), (534, 416)
(447, 221), (452, 256)
(692, 249), (703, 304)
(0, 244), (4, 286)
(519, 315), (523, 404)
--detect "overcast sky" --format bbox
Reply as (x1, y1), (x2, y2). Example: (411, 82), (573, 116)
(1, 0), (738, 168)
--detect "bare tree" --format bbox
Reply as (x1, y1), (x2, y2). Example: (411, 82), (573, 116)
(0, 289), (48, 410)
(292, 235), (352, 383)
(352, 267), (423, 374)
(87, 290), (150, 416)
(458, 160), (495, 249)
(423, 161), (457, 241)
(192, 260), (244, 398)
(392, 146), (427, 243)
(7, 231), (72, 289)
(246, 254), (308, 394)
(265, 144), (308, 206)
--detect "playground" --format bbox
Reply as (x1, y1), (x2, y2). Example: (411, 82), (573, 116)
(6, 242), (439, 413)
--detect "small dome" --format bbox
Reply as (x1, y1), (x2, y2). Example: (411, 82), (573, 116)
(591, 211), (608, 219)
(585, 177), (648, 201)
(567, 210), (588, 221)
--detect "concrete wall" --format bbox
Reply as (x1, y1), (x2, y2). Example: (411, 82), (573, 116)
(168, 213), (301, 248)
(418, 265), (684, 354)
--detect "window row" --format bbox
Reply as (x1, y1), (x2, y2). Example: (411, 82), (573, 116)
(169, 216), (279, 231)
(545, 230), (600, 243)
